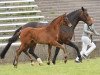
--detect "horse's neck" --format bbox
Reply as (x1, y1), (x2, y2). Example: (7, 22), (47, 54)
(67, 14), (79, 30)
(71, 19), (79, 30)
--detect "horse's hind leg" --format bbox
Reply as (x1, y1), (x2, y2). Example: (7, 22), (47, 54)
(29, 45), (38, 59)
(23, 51), (34, 66)
(52, 41), (67, 63)
(28, 43), (43, 65)
(47, 45), (52, 65)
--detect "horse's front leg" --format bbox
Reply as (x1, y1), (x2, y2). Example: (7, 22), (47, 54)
(66, 40), (82, 62)
(47, 45), (52, 65)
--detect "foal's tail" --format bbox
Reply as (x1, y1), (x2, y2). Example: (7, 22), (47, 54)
(0, 27), (22, 59)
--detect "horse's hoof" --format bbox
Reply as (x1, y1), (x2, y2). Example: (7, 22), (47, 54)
(79, 59), (82, 63)
(79, 57), (82, 63)
(39, 63), (43, 66)
(31, 62), (35, 66)
(47, 62), (50, 65)
(52, 61), (56, 65)
(37, 58), (43, 65)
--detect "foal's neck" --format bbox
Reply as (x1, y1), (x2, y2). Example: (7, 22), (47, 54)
(47, 16), (63, 32)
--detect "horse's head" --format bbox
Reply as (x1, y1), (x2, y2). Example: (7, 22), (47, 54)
(79, 7), (92, 26)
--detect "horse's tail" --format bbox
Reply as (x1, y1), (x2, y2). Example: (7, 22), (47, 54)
(0, 27), (22, 59)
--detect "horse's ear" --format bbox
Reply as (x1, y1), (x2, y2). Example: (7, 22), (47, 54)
(81, 7), (87, 12)
(81, 7), (85, 11)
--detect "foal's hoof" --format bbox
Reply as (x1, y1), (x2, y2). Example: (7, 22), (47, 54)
(47, 62), (50, 65)
(14, 66), (17, 68)
(13, 63), (17, 68)
(13, 65), (17, 68)
(64, 55), (67, 63)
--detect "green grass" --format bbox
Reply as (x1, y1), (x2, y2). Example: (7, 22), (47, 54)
(0, 58), (100, 75)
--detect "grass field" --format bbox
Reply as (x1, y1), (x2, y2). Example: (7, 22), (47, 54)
(0, 58), (100, 75)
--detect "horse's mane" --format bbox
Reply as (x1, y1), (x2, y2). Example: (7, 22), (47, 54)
(49, 9), (82, 25)
(66, 9), (82, 27)
(67, 7), (86, 17)
(67, 9), (81, 17)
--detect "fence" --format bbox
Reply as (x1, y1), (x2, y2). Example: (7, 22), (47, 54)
(0, 0), (45, 46)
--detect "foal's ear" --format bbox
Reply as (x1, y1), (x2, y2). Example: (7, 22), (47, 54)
(64, 13), (67, 15)
(63, 13), (67, 17)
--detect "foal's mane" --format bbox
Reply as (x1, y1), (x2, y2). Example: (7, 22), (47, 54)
(46, 14), (64, 31)
(49, 14), (64, 25)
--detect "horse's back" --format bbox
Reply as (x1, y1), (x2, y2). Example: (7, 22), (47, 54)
(20, 27), (33, 37)
(22, 22), (48, 28)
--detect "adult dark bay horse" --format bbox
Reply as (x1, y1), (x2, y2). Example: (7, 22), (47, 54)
(0, 7), (92, 64)
(13, 14), (68, 67)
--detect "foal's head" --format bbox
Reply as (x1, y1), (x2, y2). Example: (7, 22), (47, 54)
(60, 13), (69, 26)
(79, 7), (92, 26)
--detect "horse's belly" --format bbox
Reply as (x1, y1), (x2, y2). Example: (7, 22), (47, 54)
(59, 31), (73, 42)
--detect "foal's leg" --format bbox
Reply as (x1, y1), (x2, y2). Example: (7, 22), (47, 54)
(13, 46), (22, 68)
(28, 43), (43, 65)
(13, 44), (28, 68)
(47, 45), (52, 65)
(66, 41), (82, 62)
(52, 41), (67, 63)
